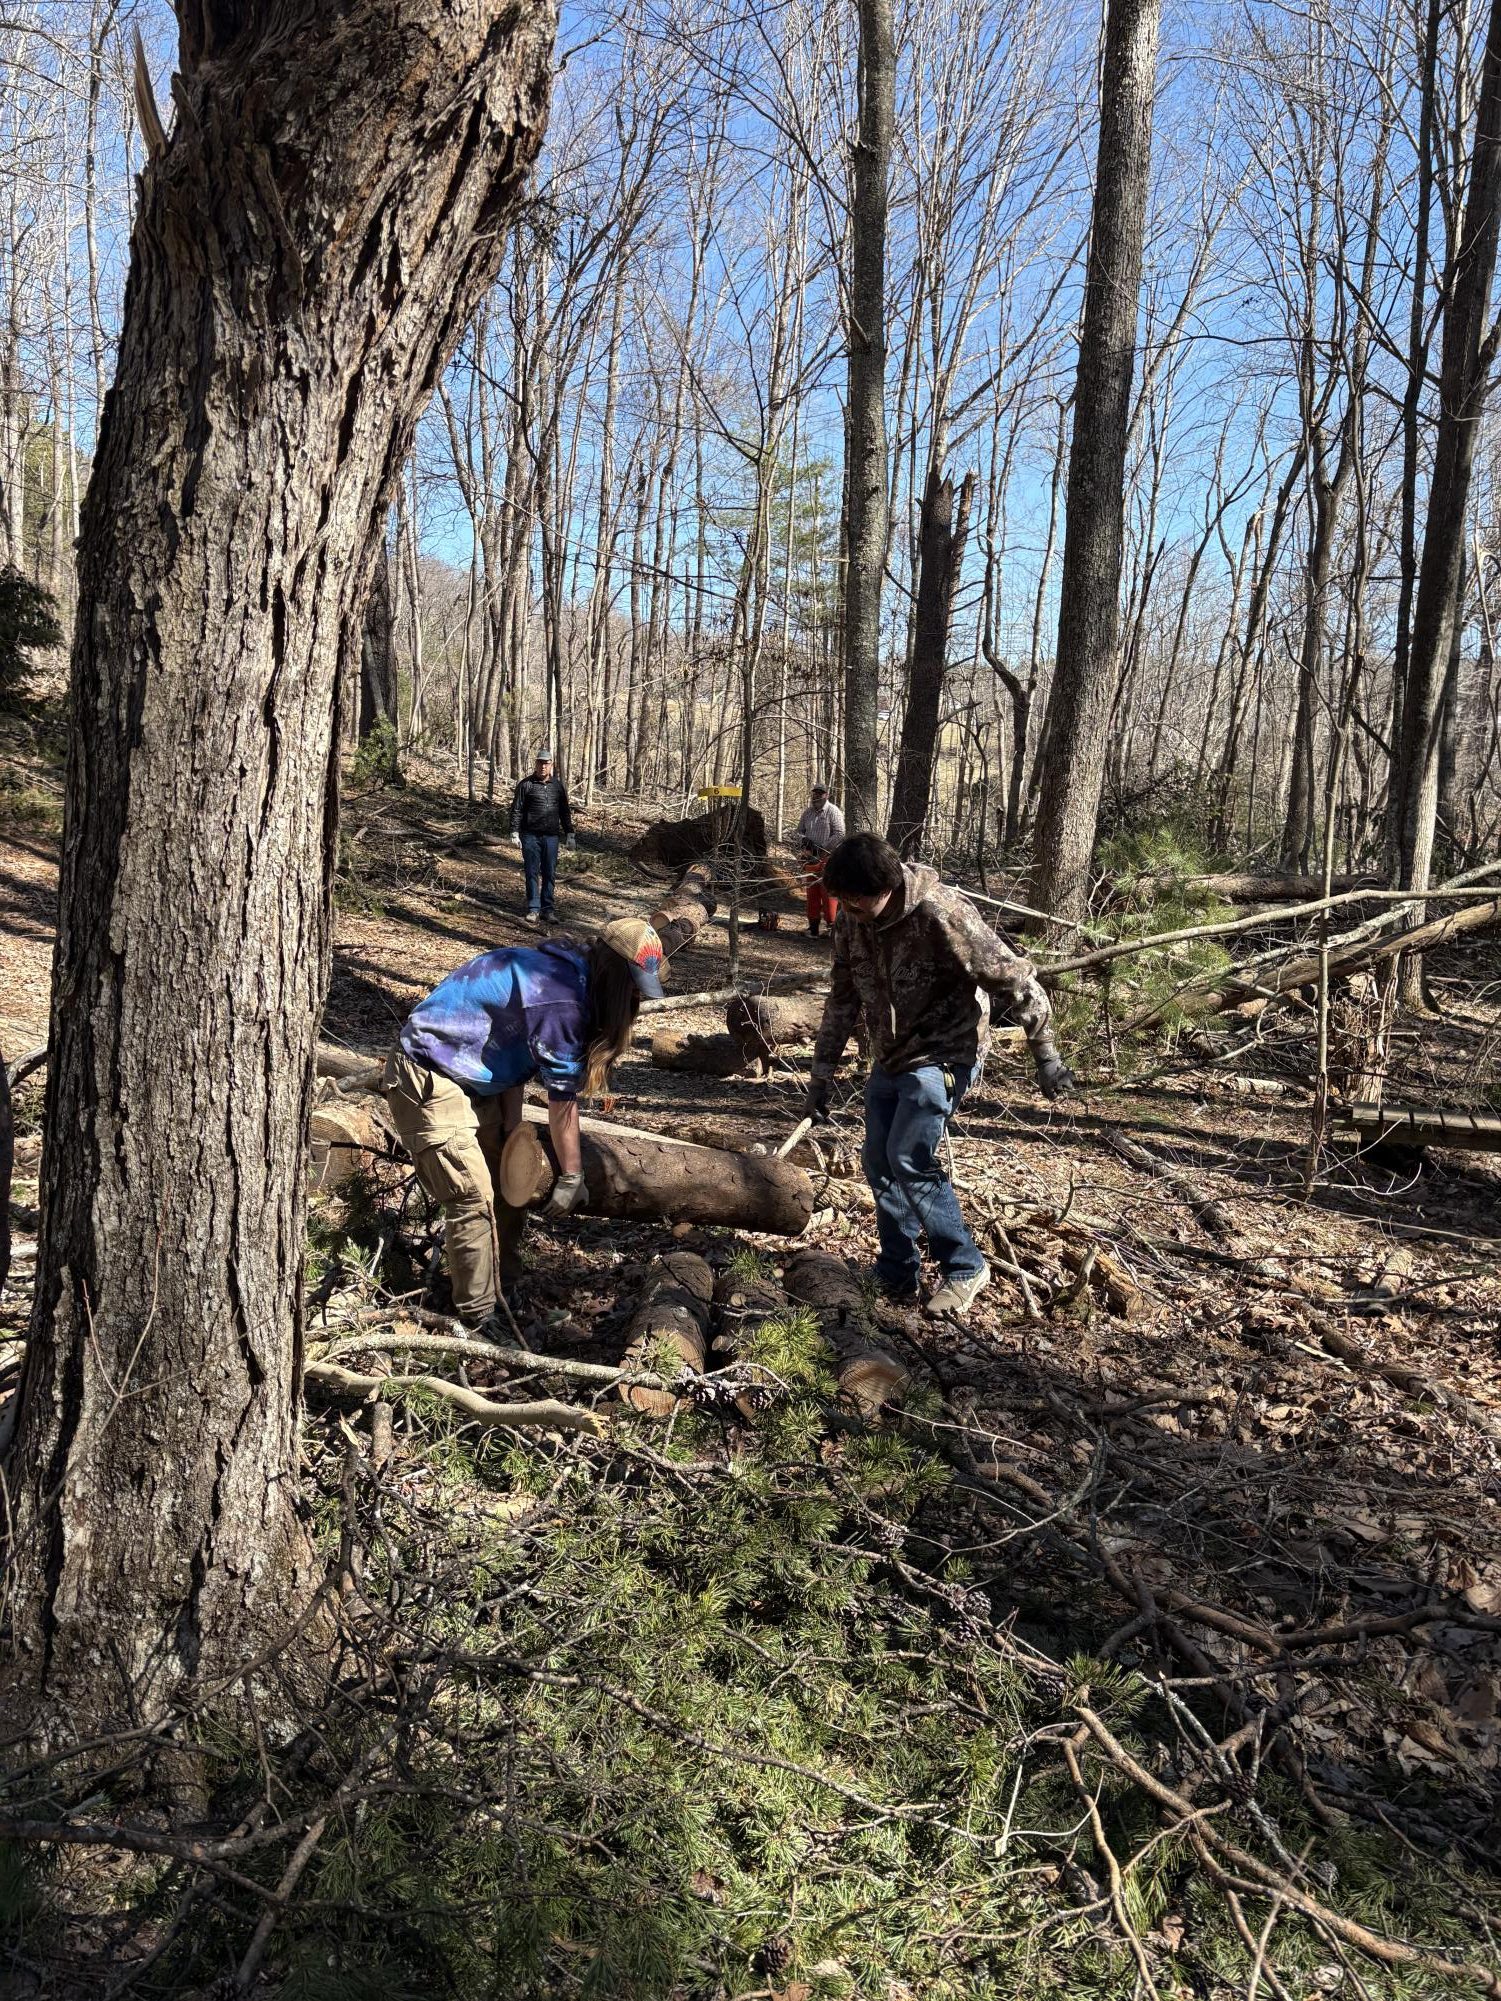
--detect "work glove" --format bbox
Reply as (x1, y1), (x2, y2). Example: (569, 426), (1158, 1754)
(1035, 1052), (1077, 1102)
(804, 1077), (832, 1125)
(546, 1170), (587, 1215)
(512, 832), (523, 848)
(565, 834), (577, 850)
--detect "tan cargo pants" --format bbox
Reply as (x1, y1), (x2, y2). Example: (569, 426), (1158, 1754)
(382, 1049), (526, 1324)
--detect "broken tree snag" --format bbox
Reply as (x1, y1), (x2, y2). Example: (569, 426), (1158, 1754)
(726, 993), (831, 1074)
(618, 1251), (714, 1414)
(649, 863), (718, 957)
(499, 1121), (815, 1236)
(782, 1249), (911, 1418)
(629, 802), (768, 874)
(650, 1030), (746, 1078)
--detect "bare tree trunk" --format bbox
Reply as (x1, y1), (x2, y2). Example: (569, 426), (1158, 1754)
(3, 0), (554, 1742)
(1393, 0), (1501, 992)
(886, 465), (974, 854)
(358, 533), (399, 749)
(1030, 0), (1161, 928)
(1392, 0), (1443, 763)
(842, 0), (893, 832)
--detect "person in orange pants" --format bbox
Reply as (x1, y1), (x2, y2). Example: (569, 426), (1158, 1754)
(797, 783), (845, 936)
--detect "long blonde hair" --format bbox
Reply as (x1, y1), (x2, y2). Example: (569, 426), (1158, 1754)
(582, 941), (642, 1097)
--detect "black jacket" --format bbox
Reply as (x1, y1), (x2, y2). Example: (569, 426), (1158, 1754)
(509, 774), (573, 839)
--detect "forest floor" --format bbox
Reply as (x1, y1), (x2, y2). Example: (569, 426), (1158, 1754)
(2, 726), (1501, 1998)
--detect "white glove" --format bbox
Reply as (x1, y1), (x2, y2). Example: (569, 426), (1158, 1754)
(512, 832), (523, 847)
(566, 834), (576, 850)
(546, 1170), (586, 1215)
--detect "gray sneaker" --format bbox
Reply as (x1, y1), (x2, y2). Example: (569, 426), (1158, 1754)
(924, 1264), (989, 1319)
(523, 911), (540, 926)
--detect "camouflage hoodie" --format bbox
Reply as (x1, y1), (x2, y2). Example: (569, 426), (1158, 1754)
(810, 862), (1056, 1082)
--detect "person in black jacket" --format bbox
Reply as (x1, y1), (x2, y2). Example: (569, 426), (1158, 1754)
(509, 750), (574, 924)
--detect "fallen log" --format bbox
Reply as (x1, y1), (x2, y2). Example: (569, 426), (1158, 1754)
(1127, 893), (1501, 1030)
(499, 1119), (814, 1236)
(650, 1029), (746, 1078)
(308, 1096), (392, 1192)
(639, 973), (828, 1015)
(618, 1251), (714, 1414)
(726, 993), (828, 1074)
(783, 1248), (911, 1418)
(316, 1042), (385, 1088)
(649, 862), (718, 957)
(710, 1263), (789, 1361)
(1148, 871), (1377, 902)
(1104, 1132), (1233, 1239)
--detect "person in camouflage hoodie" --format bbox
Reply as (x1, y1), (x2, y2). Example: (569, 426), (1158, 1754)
(805, 833), (1074, 1318)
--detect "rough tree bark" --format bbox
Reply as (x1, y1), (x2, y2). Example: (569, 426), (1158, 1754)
(1029, 0), (1162, 929)
(3, 0), (555, 1740)
(1392, 0), (1501, 997)
(842, 0), (894, 832)
(886, 465), (975, 856)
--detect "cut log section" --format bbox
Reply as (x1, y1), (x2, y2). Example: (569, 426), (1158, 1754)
(499, 1120), (814, 1236)
(782, 1248), (911, 1418)
(649, 863), (718, 957)
(650, 1029), (746, 1077)
(309, 1097), (391, 1192)
(726, 993), (831, 1074)
(710, 1264), (789, 1361)
(618, 1251), (714, 1414)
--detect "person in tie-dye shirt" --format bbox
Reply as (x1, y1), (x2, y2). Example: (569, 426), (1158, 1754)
(384, 918), (665, 1327)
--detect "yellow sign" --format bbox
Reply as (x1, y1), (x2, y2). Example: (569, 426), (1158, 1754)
(697, 785), (742, 800)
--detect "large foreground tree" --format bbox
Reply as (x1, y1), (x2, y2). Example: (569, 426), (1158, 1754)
(1029, 0), (1161, 928)
(3, 0), (555, 1739)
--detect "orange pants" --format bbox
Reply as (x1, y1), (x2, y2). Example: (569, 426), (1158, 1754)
(804, 852), (838, 927)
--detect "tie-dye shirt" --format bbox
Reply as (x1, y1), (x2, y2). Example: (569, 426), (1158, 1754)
(399, 942), (590, 1098)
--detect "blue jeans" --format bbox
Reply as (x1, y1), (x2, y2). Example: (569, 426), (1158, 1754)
(863, 1063), (985, 1288)
(520, 832), (559, 916)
